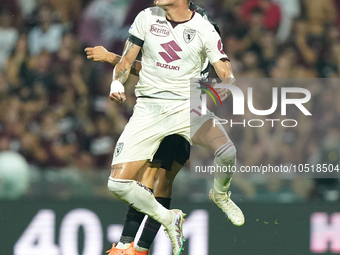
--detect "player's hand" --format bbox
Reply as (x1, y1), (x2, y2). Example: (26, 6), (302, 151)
(109, 80), (126, 104)
(84, 46), (110, 62)
(212, 79), (230, 102)
(110, 92), (126, 103)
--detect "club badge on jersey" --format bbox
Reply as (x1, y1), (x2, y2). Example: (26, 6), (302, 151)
(183, 29), (196, 43)
(114, 142), (124, 157)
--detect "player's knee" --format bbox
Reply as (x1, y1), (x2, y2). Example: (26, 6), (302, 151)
(214, 141), (237, 165)
(107, 177), (134, 198)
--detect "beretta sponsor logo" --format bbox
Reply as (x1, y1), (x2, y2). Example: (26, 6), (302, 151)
(150, 24), (170, 37)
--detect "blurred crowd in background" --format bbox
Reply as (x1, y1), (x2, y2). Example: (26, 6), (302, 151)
(0, 0), (339, 202)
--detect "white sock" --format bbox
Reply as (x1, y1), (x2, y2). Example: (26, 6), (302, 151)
(135, 244), (148, 252)
(213, 142), (236, 194)
(108, 178), (172, 226)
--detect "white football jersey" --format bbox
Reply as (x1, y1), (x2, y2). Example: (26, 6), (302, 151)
(129, 7), (228, 99)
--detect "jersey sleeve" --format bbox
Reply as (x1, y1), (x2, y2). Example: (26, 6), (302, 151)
(203, 28), (229, 64)
(128, 9), (148, 47)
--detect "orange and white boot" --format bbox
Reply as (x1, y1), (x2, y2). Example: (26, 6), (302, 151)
(106, 242), (136, 255)
(135, 250), (149, 255)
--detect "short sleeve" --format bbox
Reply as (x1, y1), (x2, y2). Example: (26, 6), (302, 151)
(129, 9), (148, 43)
(203, 28), (229, 64)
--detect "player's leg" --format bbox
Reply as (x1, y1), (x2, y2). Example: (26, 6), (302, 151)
(154, 161), (182, 197)
(109, 160), (173, 226)
(151, 134), (190, 198)
(109, 162), (183, 255)
(109, 132), (183, 255)
(134, 135), (190, 253)
(109, 162), (186, 255)
(111, 163), (159, 252)
(134, 162), (183, 254)
(192, 119), (245, 226)
(192, 118), (233, 190)
(107, 164), (159, 254)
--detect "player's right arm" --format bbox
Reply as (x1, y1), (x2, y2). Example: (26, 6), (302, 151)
(109, 40), (141, 103)
(110, 9), (147, 103)
(109, 8), (148, 104)
(85, 46), (142, 76)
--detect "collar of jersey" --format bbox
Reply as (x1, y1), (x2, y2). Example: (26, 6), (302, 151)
(166, 11), (195, 28)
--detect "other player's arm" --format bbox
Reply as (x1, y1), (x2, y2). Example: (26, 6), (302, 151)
(85, 46), (142, 76)
(110, 40), (141, 103)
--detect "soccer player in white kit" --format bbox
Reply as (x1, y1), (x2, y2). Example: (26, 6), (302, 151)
(107, 1), (244, 254)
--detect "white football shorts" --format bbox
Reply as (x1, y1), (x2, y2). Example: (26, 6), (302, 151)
(111, 98), (218, 165)
(112, 98), (190, 165)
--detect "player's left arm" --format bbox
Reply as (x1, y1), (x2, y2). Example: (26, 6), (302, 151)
(212, 60), (235, 99)
(204, 26), (235, 100)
